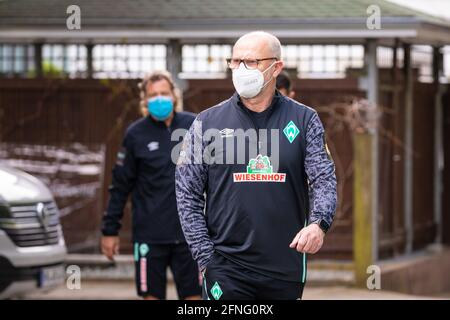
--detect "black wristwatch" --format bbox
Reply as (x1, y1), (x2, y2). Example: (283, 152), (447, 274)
(312, 219), (330, 234)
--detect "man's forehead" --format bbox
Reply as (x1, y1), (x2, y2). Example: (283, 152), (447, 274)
(233, 37), (272, 58)
(146, 79), (171, 92)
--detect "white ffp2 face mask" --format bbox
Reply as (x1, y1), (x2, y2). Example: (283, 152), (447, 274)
(232, 61), (277, 99)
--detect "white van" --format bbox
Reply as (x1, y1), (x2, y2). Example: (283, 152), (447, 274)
(0, 165), (67, 299)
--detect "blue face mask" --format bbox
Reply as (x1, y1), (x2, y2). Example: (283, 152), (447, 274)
(147, 96), (174, 121)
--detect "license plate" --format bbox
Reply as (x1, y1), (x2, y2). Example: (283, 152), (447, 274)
(38, 265), (65, 288)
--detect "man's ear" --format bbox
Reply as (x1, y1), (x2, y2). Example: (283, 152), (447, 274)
(273, 61), (284, 77)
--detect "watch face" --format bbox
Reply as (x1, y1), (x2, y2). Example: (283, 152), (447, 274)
(319, 220), (330, 233)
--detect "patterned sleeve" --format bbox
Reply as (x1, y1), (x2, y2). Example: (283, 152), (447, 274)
(304, 112), (338, 229)
(175, 117), (215, 271)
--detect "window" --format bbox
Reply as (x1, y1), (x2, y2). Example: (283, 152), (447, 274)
(0, 44), (35, 77)
(42, 44), (87, 78)
(282, 45), (364, 78)
(411, 45), (433, 83)
(181, 44), (230, 78)
(92, 44), (166, 79)
(444, 46), (450, 83)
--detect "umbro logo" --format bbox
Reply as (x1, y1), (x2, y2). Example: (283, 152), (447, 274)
(147, 141), (159, 152)
(219, 128), (234, 138)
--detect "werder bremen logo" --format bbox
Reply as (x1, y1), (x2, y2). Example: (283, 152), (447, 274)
(139, 243), (149, 256)
(210, 282), (223, 300)
(233, 154), (286, 183)
(283, 121), (300, 143)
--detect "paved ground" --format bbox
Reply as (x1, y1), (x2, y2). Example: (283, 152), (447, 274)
(16, 252), (450, 300)
(22, 280), (448, 300)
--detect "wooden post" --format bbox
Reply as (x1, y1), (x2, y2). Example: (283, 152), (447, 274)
(354, 132), (375, 286)
(34, 42), (43, 78)
(433, 46), (444, 244)
(391, 39), (404, 254)
(403, 43), (414, 253)
(86, 43), (94, 79)
(166, 39), (185, 90)
(166, 39), (187, 108)
(354, 39), (379, 287)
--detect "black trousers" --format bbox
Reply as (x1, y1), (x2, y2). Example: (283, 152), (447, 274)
(134, 242), (201, 299)
(202, 252), (305, 300)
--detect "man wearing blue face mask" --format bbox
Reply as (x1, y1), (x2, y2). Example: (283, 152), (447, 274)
(101, 71), (200, 300)
(176, 32), (337, 300)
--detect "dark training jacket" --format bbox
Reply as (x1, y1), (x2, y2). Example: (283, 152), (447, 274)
(175, 91), (337, 283)
(102, 112), (196, 244)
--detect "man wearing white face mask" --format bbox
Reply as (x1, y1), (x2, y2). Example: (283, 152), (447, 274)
(176, 32), (337, 300)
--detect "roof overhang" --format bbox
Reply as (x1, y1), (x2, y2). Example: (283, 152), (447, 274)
(0, 18), (449, 46)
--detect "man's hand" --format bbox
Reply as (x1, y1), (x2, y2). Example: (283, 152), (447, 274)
(101, 236), (120, 261)
(289, 223), (325, 254)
